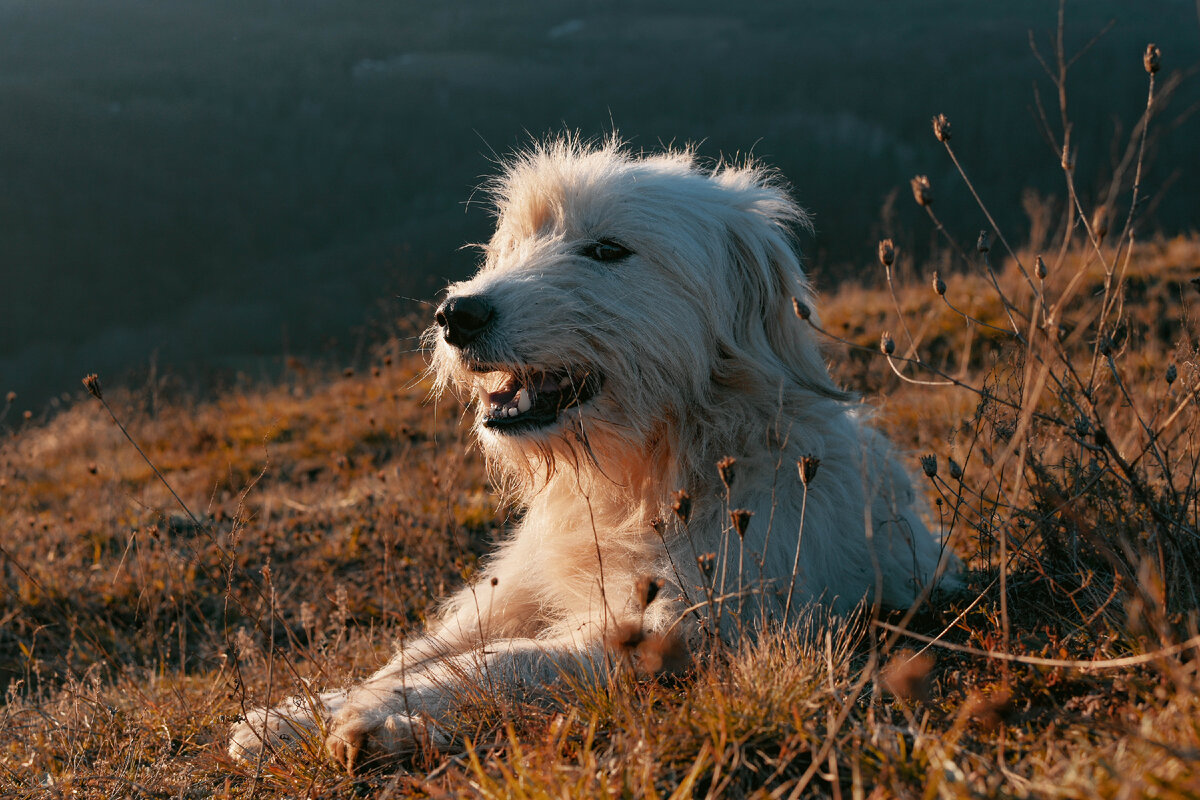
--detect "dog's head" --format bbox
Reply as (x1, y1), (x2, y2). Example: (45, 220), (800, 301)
(427, 137), (846, 488)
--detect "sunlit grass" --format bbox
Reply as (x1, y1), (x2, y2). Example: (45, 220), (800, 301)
(4, 24), (1200, 795)
(3, 229), (1199, 797)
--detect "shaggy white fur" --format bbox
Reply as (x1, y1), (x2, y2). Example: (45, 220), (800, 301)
(228, 137), (957, 772)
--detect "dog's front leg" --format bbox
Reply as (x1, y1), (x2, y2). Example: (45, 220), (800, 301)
(228, 560), (540, 764)
(324, 635), (605, 773)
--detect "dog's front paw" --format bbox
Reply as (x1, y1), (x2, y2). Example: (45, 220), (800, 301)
(325, 706), (448, 773)
(228, 703), (323, 763)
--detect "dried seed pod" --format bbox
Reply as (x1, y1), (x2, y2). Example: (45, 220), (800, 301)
(920, 454), (938, 478)
(637, 576), (662, 608)
(798, 456), (820, 485)
(976, 230), (990, 253)
(729, 509), (753, 539)
(792, 297), (811, 320)
(932, 113), (951, 143)
(878, 238), (896, 269)
(1166, 364), (1177, 385)
(671, 489), (692, 524)
(717, 456), (736, 492)
(1035, 255), (1048, 280)
(1061, 144), (1075, 172)
(1144, 43), (1160, 74)
(932, 272), (946, 296)
(911, 175), (933, 207)
(82, 374), (103, 400)
(881, 333), (896, 356)
(948, 457), (963, 481)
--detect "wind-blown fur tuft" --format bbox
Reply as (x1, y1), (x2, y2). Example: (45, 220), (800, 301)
(231, 136), (958, 772)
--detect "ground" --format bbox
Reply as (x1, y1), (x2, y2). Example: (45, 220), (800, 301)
(3, 228), (1199, 797)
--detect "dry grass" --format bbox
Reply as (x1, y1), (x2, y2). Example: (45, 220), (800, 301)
(3, 229), (1198, 798)
(4, 30), (1200, 799)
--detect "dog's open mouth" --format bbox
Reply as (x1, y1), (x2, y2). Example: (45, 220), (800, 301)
(476, 368), (601, 432)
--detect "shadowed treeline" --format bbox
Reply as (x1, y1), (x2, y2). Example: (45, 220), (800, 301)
(1, 0), (1197, 411)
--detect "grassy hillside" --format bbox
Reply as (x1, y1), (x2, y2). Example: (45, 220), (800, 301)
(2, 219), (1199, 796)
(4, 22), (1200, 795)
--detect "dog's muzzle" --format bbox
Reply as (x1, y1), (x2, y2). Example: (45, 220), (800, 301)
(435, 293), (602, 434)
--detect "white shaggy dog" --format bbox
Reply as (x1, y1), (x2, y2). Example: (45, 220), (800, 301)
(229, 137), (955, 772)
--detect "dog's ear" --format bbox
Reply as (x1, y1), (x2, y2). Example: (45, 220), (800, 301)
(716, 173), (851, 402)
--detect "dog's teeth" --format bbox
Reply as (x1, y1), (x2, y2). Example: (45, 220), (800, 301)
(516, 390), (532, 414)
(507, 407), (518, 417)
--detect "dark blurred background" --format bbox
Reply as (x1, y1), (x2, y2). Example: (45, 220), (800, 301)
(2, 0), (1197, 412)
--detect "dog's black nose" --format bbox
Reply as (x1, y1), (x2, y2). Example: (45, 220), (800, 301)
(435, 295), (496, 348)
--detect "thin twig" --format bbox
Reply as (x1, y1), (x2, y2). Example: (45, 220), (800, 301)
(876, 622), (1200, 671)
(85, 382), (200, 526)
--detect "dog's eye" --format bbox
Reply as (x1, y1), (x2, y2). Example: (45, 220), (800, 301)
(581, 239), (633, 263)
